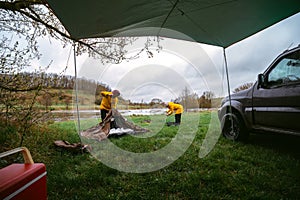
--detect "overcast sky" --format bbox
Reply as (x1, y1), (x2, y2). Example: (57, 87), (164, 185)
(31, 12), (300, 103)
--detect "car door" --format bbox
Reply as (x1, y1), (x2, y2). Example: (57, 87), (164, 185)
(252, 49), (300, 133)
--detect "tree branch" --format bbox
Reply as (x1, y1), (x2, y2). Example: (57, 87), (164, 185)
(20, 5), (120, 62)
(0, 0), (43, 11)
(0, 0), (121, 62)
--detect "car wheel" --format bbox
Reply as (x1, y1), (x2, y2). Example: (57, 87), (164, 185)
(222, 112), (248, 142)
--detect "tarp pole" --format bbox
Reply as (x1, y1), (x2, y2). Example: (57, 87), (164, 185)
(223, 48), (233, 118)
(73, 42), (82, 147)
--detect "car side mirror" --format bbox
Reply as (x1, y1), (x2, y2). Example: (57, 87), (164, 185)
(257, 74), (265, 88)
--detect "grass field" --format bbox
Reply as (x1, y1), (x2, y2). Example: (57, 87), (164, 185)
(1, 111), (300, 199)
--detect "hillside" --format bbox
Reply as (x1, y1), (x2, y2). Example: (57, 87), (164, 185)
(0, 72), (223, 112)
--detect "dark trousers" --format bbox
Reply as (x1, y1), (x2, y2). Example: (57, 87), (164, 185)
(101, 109), (116, 129)
(175, 114), (181, 124)
(101, 109), (109, 122)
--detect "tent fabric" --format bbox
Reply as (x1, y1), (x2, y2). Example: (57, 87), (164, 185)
(47, 0), (300, 48)
(80, 109), (149, 141)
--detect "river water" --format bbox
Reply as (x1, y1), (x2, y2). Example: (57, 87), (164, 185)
(50, 108), (166, 121)
(50, 108), (211, 122)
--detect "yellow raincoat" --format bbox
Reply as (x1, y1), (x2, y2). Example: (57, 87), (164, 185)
(166, 102), (183, 115)
(100, 91), (118, 111)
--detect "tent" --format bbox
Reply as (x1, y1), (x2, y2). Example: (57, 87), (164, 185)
(47, 0), (300, 48)
(81, 109), (149, 141)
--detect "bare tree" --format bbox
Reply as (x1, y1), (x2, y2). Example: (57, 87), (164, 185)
(178, 87), (199, 110)
(0, 0), (159, 146)
(150, 98), (164, 107)
(0, 0), (159, 64)
(198, 91), (214, 108)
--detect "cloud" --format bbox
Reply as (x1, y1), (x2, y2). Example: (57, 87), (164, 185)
(30, 38), (87, 75)
(79, 48), (211, 102)
(224, 12), (300, 90)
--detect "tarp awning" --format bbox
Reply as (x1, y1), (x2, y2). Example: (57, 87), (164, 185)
(47, 0), (300, 48)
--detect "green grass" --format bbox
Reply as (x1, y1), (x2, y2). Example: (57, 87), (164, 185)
(1, 111), (300, 199)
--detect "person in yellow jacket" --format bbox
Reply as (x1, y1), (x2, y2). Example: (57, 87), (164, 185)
(166, 102), (183, 126)
(100, 90), (120, 126)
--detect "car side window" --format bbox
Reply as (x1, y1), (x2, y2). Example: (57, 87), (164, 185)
(266, 50), (300, 88)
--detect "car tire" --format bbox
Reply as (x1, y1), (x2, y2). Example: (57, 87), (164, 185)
(222, 111), (248, 142)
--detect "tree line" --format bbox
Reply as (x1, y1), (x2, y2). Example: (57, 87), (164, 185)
(0, 72), (110, 91)
(123, 87), (217, 110)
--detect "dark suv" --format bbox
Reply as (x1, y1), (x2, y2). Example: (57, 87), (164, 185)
(218, 45), (300, 141)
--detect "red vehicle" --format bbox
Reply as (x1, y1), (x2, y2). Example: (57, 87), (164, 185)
(218, 45), (300, 141)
